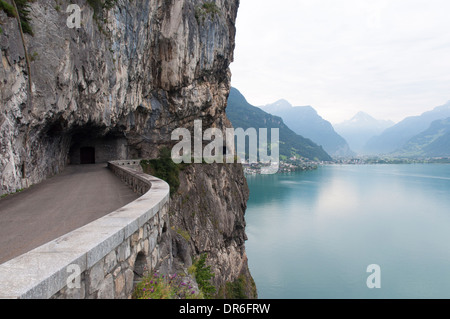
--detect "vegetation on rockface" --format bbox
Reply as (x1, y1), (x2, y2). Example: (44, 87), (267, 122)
(86, 0), (117, 34)
(0, 0), (34, 35)
(0, 1), (15, 16)
(189, 253), (216, 298)
(216, 274), (258, 299)
(141, 148), (190, 196)
(132, 273), (203, 300)
(173, 226), (191, 242)
(87, 0), (117, 16)
(195, 1), (221, 24)
(132, 254), (217, 300)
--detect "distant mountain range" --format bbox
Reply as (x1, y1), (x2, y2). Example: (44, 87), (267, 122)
(363, 102), (450, 155)
(226, 88), (333, 162)
(227, 88), (450, 159)
(334, 112), (395, 154)
(393, 117), (450, 157)
(260, 100), (355, 158)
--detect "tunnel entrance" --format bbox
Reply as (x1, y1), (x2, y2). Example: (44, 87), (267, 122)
(68, 125), (132, 165)
(80, 147), (96, 164)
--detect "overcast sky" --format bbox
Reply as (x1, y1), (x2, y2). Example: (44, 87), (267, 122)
(230, 0), (450, 124)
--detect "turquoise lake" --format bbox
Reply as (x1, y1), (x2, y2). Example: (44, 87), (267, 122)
(245, 164), (450, 299)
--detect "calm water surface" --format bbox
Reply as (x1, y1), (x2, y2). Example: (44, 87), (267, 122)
(245, 164), (450, 299)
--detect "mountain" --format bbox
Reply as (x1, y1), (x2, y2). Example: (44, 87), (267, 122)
(226, 88), (333, 162)
(393, 118), (450, 157)
(260, 100), (355, 158)
(334, 112), (395, 154)
(363, 102), (450, 155)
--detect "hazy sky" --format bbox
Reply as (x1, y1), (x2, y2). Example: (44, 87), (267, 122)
(230, 0), (450, 124)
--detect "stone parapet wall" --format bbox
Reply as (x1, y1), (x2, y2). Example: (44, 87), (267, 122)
(107, 160), (150, 195)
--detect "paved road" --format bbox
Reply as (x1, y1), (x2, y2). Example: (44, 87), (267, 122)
(0, 164), (140, 264)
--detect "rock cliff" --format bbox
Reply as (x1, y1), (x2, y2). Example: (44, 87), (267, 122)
(169, 162), (256, 298)
(0, 0), (237, 192)
(0, 0), (256, 298)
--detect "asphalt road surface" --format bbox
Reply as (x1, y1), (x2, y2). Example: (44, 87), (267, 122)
(0, 164), (140, 264)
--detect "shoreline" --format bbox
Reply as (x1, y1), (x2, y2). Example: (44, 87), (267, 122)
(244, 156), (450, 175)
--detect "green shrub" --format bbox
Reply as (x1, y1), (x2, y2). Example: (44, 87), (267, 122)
(216, 274), (257, 299)
(141, 147), (182, 196)
(0, 0), (16, 17)
(174, 227), (191, 242)
(195, 1), (221, 24)
(202, 1), (220, 14)
(224, 275), (249, 299)
(192, 253), (216, 298)
(133, 273), (202, 299)
(0, 0), (34, 35)
(87, 0), (117, 16)
(86, 0), (117, 34)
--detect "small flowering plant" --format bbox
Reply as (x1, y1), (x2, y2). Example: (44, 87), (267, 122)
(133, 273), (203, 299)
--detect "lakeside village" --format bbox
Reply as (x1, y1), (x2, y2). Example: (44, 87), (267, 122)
(335, 156), (450, 165)
(242, 156), (330, 175)
(243, 155), (450, 175)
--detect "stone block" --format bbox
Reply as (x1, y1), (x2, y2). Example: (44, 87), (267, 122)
(151, 246), (159, 269)
(124, 269), (135, 297)
(104, 251), (117, 274)
(64, 280), (86, 299)
(113, 266), (122, 278)
(114, 272), (125, 298)
(97, 274), (114, 299)
(88, 260), (105, 294)
(143, 239), (149, 256)
(117, 239), (131, 262)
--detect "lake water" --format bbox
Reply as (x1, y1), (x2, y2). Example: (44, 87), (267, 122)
(245, 164), (450, 299)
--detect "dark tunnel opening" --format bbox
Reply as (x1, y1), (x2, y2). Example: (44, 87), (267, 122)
(67, 125), (130, 165)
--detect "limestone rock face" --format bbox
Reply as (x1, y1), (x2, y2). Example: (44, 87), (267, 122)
(0, 0), (238, 193)
(1, 0), (255, 298)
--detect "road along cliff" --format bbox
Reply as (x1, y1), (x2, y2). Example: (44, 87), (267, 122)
(0, 0), (256, 298)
